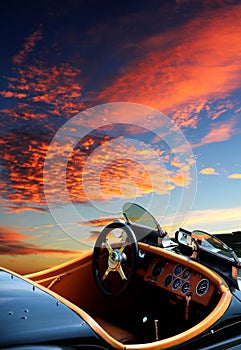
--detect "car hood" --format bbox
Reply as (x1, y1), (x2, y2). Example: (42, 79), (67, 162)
(0, 269), (96, 347)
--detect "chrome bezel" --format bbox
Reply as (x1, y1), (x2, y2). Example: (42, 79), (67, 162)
(196, 278), (210, 296)
(181, 281), (191, 294)
(173, 264), (183, 276)
(172, 277), (182, 290)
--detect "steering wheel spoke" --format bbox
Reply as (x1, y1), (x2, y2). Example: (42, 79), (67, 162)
(119, 243), (126, 254)
(105, 238), (113, 253)
(102, 267), (112, 281)
(118, 265), (127, 281)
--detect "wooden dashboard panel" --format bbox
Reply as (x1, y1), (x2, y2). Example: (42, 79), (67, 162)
(144, 257), (215, 306)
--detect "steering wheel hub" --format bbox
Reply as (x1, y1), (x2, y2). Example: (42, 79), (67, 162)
(109, 250), (122, 269)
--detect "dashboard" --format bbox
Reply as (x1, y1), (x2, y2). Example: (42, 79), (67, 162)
(144, 257), (215, 306)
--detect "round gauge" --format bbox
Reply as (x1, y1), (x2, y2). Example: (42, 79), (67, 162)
(173, 264), (183, 276)
(172, 277), (182, 290)
(152, 261), (164, 278)
(164, 274), (173, 287)
(183, 267), (192, 280)
(196, 278), (210, 296)
(181, 281), (191, 294)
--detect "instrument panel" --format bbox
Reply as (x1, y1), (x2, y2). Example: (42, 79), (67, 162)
(144, 258), (214, 305)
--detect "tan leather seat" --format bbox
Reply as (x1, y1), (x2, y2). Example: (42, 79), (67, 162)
(94, 316), (138, 344)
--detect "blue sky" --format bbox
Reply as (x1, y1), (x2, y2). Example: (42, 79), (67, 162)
(1, 0), (241, 273)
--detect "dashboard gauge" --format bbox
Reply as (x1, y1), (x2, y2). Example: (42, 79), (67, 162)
(164, 274), (173, 287)
(196, 278), (210, 296)
(182, 267), (192, 280)
(152, 260), (164, 278)
(172, 277), (182, 290)
(173, 264), (183, 276)
(181, 281), (191, 294)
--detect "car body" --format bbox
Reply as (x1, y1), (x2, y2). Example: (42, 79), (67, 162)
(1, 203), (241, 350)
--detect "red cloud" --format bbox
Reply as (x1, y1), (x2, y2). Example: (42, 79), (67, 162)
(194, 118), (237, 147)
(98, 3), (241, 127)
(0, 91), (27, 98)
(0, 62), (83, 121)
(12, 28), (43, 65)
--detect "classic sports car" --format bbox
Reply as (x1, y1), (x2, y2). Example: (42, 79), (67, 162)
(1, 203), (241, 350)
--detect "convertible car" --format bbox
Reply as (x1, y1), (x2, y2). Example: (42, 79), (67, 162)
(1, 203), (241, 349)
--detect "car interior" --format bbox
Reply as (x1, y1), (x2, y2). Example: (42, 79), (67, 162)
(27, 236), (231, 349)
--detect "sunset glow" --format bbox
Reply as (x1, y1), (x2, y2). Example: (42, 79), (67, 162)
(1, 0), (241, 273)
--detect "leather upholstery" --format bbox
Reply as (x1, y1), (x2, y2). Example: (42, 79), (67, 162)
(94, 316), (138, 344)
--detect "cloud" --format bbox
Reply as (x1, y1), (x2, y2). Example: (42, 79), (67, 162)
(2, 206), (47, 214)
(0, 129), (50, 211)
(78, 217), (121, 227)
(0, 226), (80, 256)
(200, 167), (219, 175)
(1, 120), (194, 210)
(0, 26), (84, 122)
(0, 91), (27, 99)
(184, 207), (241, 233)
(1, 1), (239, 216)
(12, 28), (43, 65)
(46, 134), (193, 205)
(98, 3), (241, 128)
(193, 118), (237, 147)
(228, 173), (241, 179)
(0, 63), (84, 120)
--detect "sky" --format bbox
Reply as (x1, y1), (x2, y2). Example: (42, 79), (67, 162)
(1, 0), (241, 274)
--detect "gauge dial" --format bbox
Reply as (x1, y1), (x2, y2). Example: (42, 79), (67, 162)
(152, 261), (164, 278)
(183, 267), (192, 280)
(173, 264), (183, 276)
(164, 274), (173, 287)
(196, 278), (210, 296)
(181, 281), (191, 294)
(172, 277), (182, 290)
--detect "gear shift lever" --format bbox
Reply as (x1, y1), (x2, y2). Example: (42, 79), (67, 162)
(154, 319), (159, 340)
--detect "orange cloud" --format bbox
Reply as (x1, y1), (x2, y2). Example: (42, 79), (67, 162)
(98, 3), (241, 127)
(207, 100), (234, 120)
(1, 107), (194, 211)
(67, 138), (191, 203)
(78, 217), (121, 227)
(228, 173), (241, 179)
(1, 62), (83, 120)
(0, 91), (27, 98)
(193, 118), (237, 147)
(43, 127), (193, 208)
(0, 133), (49, 211)
(200, 167), (219, 175)
(0, 227), (29, 242)
(0, 226), (80, 257)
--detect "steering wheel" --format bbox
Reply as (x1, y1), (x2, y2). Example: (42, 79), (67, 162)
(92, 221), (138, 297)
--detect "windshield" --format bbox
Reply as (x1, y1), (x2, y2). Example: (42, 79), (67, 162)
(216, 232), (241, 259)
(123, 203), (158, 231)
(192, 230), (241, 262)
